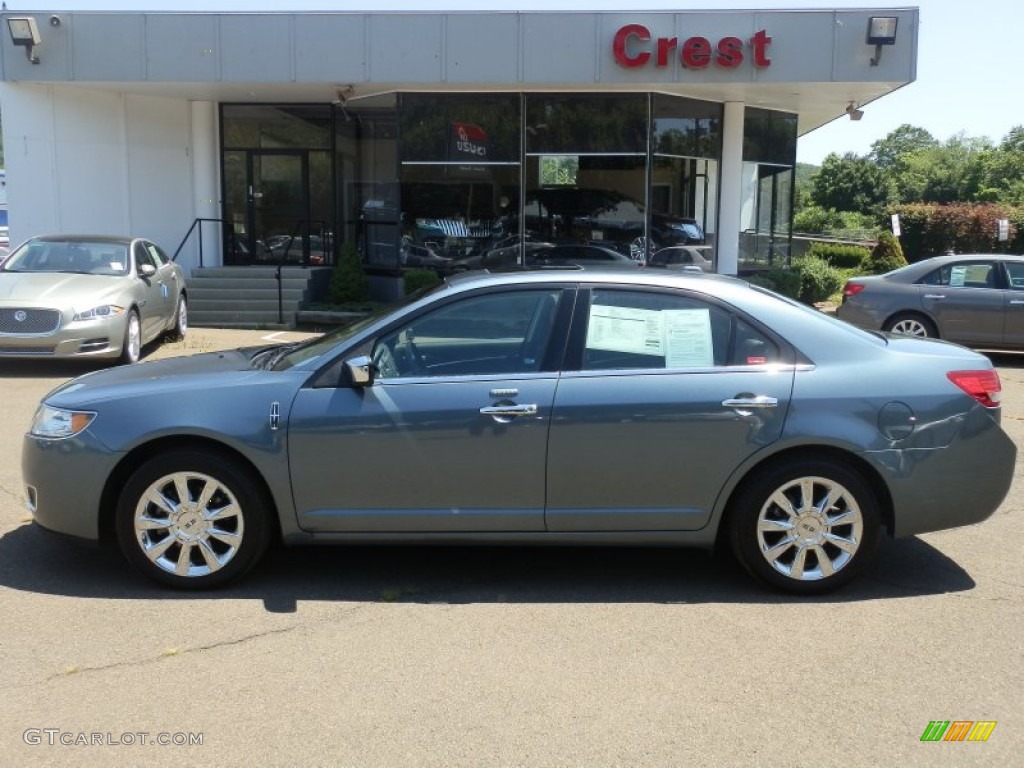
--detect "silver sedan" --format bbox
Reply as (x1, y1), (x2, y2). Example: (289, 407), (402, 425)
(0, 235), (187, 363)
(837, 253), (1024, 348)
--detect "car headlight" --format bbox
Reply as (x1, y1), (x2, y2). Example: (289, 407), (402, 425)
(74, 304), (126, 321)
(30, 405), (96, 439)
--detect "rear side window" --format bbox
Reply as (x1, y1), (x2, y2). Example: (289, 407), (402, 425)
(580, 289), (780, 371)
(1004, 261), (1024, 290)
(919, 262), (997, 289)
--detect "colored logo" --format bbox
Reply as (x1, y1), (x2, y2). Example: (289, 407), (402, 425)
(920, 721), (996, 742)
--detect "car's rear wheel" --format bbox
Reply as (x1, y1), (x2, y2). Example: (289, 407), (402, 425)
(166, 294), (187, 341)
(119, 310), (142, 364)
(728, 459), (881, 594)
(884, 313), (937, 338)
(115, 450), (272, 589)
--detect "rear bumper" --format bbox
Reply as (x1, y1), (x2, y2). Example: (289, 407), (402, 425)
(873, 407), (1016, 537)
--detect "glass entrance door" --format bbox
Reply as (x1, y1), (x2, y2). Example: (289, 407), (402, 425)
(251, 151), (308, 264)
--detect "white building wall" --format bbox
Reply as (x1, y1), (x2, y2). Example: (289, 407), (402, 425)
(125, 94), (197, 270)
(1, 84), (199, 271)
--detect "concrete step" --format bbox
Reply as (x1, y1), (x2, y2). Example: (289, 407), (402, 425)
(190, 309), (296, 327)
(186, 277), (313, 291)
(191, 298), (304, 313)
(192, 266), (331, 280)
(185, 266), (332, 329)
(188, 286), (307, 302)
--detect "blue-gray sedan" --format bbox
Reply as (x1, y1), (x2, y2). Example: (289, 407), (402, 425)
(22, 269), (1016, 593)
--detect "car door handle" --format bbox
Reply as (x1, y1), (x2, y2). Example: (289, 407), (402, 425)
(479, 404), (538, 417)
(923, 293), (946, 300)
(722, 396), (778, 408)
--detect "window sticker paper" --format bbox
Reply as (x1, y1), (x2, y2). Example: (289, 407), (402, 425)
(586, 305), (664, 356)
(663, 309), (714, 368)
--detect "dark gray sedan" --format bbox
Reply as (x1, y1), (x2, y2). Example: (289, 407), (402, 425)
(23, 269), (1015, 594)
(837, 253), (1024, 347)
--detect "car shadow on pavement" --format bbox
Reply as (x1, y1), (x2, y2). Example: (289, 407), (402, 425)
(0, 523), (975, 612)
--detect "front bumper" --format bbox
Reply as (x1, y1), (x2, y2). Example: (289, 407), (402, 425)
(22, 431), (124, 542)
(0, 314), (129, 359)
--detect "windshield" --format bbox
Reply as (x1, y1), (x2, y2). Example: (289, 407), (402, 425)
(270, 282), (449, 370)
(2, 239), (130, 275)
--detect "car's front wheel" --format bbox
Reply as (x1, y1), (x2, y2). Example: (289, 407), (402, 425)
(115, 450), (272, 589)
(728, 459), (881, 594)
(119, 310), (141, 364)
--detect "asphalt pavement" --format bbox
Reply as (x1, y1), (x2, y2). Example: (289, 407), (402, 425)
(0, 329), (1021, 767)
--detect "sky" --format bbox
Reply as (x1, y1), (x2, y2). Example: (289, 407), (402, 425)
(6, 1), (1023, 166)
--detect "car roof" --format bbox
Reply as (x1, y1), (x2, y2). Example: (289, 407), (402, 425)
(31, 234), (137, 245)
(444, 265), (743, 293)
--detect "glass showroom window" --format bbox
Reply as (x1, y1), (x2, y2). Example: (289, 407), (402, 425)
(221, 105), (333, 266)
(399, 93), (521, 271)
(336, 93), (400, 270)
(651, 95), (722, 266)
(739, 108), (797, 270)
(524, 94), (648, 261)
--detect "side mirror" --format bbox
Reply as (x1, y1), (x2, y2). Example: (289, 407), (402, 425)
(344, 355), (375, 387)
(138, 263), (157, 278)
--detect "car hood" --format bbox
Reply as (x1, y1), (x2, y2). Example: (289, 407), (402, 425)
(45, 348), (276, 406)
(0, 272), (123, 306)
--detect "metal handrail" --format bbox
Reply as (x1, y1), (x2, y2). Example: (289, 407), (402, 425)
(172, 217), (226, 267)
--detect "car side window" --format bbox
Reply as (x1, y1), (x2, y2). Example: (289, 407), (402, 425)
(581, 289), (779, 371)
(920, 262), (997, 289)
(372, 289), (561, 379)
(145, 242), (168, 267)
(1004, 261), (1024, 290)
(134, 242), (156, 272)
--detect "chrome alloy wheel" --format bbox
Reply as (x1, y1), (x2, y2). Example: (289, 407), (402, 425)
(888, 317), (930, 337)
(133, 471), (245, 578)
(756, 476), (863, 581)
(124, 312), (141, 362)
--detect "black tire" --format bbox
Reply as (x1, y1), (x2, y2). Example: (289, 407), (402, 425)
(728, 459), (881, 595)
(114, 450), (272, 589)
(883, 313), (937, 339)
(165, 294), (188, 341)
(118, 310), (142, 364)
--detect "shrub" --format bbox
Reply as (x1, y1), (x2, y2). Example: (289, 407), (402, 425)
(806, 242), (872, 269)
(890, 202), (1023, 261)
(861, 231), (908, 275)
(794, 205), (877, 239)
(745, 267), (802, 300)
(403, 268), (442, 295)
(329, 243), (370, 304)
(792, 255), (847, 304)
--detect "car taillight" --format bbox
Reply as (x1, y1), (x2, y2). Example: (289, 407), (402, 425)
(843, 282), (866, 299)
(947, 369), (1002, 408)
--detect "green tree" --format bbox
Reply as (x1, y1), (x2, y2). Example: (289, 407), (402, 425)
(810, 152), (895, 217)
(868, 124), (937, 170)
(892, 134), (991, 204)
(978, 126), (1024, 204)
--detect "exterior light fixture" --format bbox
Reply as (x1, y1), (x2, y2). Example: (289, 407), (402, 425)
(866, 16), (898, 66)
(846, 102), (864, 121)
(7, 16), (42, 64)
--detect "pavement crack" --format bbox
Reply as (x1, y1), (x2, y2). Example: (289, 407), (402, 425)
(47, 625), (301, 681)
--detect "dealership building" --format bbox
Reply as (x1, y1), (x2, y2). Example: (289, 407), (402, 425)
(0, 6), (918, 320)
